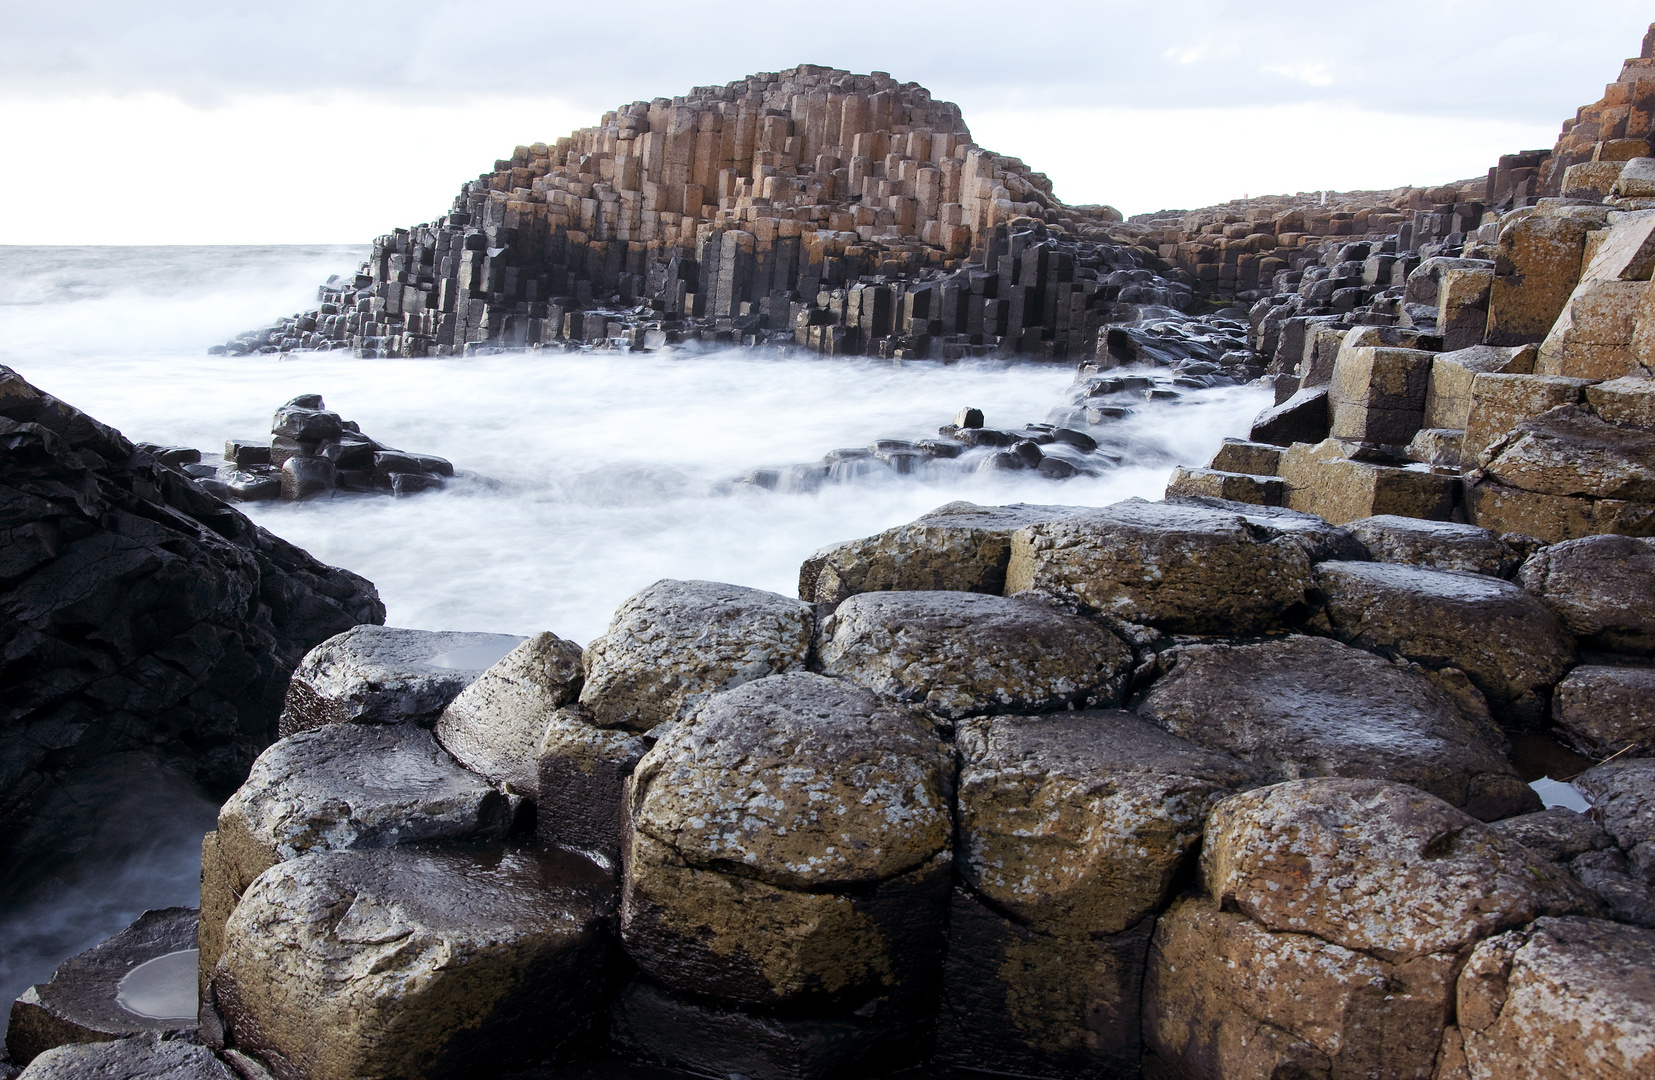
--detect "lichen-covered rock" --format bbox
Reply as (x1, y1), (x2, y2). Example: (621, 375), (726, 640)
(1518, 535), (1655, 654)
(277, 626), (523, 737)
(609, 978), (925, 1080)
(1003, 498), (1319, 634)
(434, 631), (584, 797)
(1316, 560), (1577, 726)
(1345, 514), (1533, 578)
(620, 673), (950, 1014)
(1456, 917), (1655, 1079)
(535, 706), (650, 866)
(797, 501), (1082, 605)
(1552, 665), (1655, 757)
(213, 844), (614, 1080)
(1136, 636), (1537, 820)
(1488, 807), (1614, 863)
(1143, 778), (1597, 1080)
(817, 591), (1132, 719)
(5, 908), (198, 1066)
(1201, 779), (1596, 961)
(579, 580), (813, 731)
(1166, 496), (1370, 562)
(1573, 758), (1655, 855)
(14, 1034), (235, 1080)
(202, 725), (510, 982)
(1144, 892), (1460, 1080)
(954, 711), (1260, 937)
(1480, 404), (1655, 501)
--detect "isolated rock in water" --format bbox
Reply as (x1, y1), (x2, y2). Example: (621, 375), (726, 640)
(954, 711), (1261, 937)
(609, 978), (926, 1080)
(1455, 917), (1655, 1080)
(939, 711), (1259, 1078)
(1201, 779), (1595, 960)
(435, 631), (585, 797)
(13, 1034), (235, 1080)
(1003, 498), (1318, 634)
(535, 706), (650, 864)
(1136, 636), (1538, 820)
(213, 844), (614, 1080)
(1344, 514), (1533, 577)
(0, 365), (383, 887)
(278, 625), (525, 736)
(1316, 560), (1577, 727)
(1552, 665), (1655, 757)
(1143, 778), (1596, 1080)
(5, 907), (198, 1066)
(202, 724), (511, 980)
(1518, 535), (1655, 653)
(818, 591), (1133, 719)
(1487, 807), (1615, 863)
(580, 579), (813, 730)
(798, 501), (1084, 606)
(621, 672), (950, 1013)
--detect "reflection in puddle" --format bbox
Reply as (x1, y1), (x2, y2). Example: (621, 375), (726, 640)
(116, 949), (198, 1020)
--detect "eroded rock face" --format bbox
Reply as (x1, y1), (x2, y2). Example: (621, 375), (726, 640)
(434, 631), (584, 798)
(0, 365), (384, 884)
(1201, 779), (1595, 961)
(1345, 514), (1533, 578)
(1455, 917), (1655, 1080)
(202, 724), (510, 981)
(1003, 498), (1319, 634)
(214, 844), (615, 1080)
(797, 501), (1083, 605)
(14, 1034), (235, 1080)
(277, 626), (523, 737)
(1574, 758), (1655, 855)
(818, 591), (1132, 719)
(620, 672), (950, 1014)
(1316, 560), (1577, 726)
(1136, 636), (1537, 820)
(1487, 807), (1614, 863)
(580, 580), (813, 731)
(1518, 535), (1655, 654)
(1552, 665), (1655, 757)
(1143, 778), (1597, 1080)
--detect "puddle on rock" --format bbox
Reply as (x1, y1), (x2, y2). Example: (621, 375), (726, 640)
(116, 949), (198, 1020)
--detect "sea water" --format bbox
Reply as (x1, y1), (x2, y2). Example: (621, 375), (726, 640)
(0, 244), (1269, 1031)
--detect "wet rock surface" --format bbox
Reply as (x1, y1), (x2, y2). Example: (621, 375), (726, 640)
(1345, 513), (1533, 577)
(15, 1034), (235, 1080)
(1551, 664), (1655, 757)
(1136, 635), (1537, 819)
(276, 625), (524, 737)
(1518, 534), (1655, 654)
(1316, 559), (1577, 726)
(435, 631), (585, 798)
(818, 591), (1132, 718)
(0, 365), (383, 892)
(214, 843), (615, 1080)
(580, 580), (814, 731)
(6, 908), (199, 1066)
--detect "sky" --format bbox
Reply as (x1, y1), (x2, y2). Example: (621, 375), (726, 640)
(2, 0), (1652, 244)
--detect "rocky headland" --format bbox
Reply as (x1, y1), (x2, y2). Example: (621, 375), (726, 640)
(7, 26), (1655, 1080)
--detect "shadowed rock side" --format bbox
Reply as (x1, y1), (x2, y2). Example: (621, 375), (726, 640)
(0, 365), (384, 891)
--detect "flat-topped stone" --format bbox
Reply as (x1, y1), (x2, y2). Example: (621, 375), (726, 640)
(1345, 514), (1534, 577)
(278, 625), (525, 737)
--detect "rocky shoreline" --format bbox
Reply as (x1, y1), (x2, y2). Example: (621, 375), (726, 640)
(6, 27), (1655, 1080)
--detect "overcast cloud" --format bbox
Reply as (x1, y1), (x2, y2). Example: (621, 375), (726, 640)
(3, 0), (1651, 242)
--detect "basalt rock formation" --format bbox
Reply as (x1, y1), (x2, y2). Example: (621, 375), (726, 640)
(0, 365), (384, 893)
